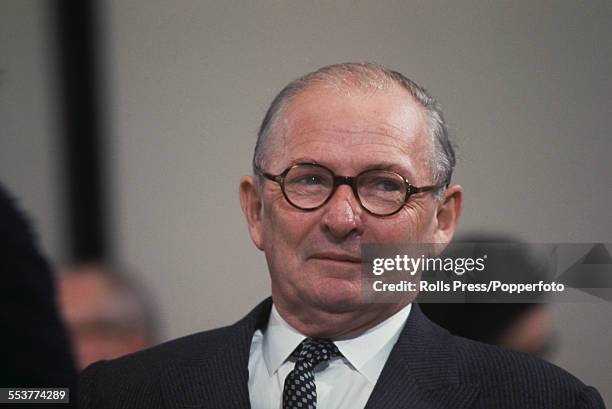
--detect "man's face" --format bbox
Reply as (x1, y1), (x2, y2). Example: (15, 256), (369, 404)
(59, 270), (149, 370)
(241, 84), (461, 317)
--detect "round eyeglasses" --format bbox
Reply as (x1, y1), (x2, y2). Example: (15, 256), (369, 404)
(255, 163), (447, 216)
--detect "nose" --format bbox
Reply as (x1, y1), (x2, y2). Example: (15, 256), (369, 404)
(321, 185), (364, 239)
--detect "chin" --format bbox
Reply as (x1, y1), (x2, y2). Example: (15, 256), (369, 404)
(311, 279), (364, 313)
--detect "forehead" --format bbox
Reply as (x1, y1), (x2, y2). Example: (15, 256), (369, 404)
(273, 84), (431, 180)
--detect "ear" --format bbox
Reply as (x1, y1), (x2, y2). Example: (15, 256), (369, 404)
(239, 175), (265, 250)
(433, 184), (464, 244)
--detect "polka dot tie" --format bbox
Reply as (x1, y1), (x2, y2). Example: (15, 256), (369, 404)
(282, 338), (341, 409)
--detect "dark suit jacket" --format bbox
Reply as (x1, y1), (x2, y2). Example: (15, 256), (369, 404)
(0, 184), (77, 390)
(79, 298), (605, 409)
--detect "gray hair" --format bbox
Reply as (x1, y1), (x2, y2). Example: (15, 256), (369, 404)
(253, 62), (455, 195)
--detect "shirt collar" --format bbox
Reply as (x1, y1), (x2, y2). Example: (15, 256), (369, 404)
(262, 303), (412, 385)
(262, 305), (309, 377)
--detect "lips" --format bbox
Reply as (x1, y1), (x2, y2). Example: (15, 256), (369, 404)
(309, 252), (362, 263)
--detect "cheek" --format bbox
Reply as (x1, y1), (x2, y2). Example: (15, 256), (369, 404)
(261, 197), (316, 261)
(368, 202), (436, 243)
(262, 194), (289, 243)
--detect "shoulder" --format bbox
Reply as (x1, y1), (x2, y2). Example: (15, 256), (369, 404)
(449, 335), (605, 408)
(92, 322), (235, 368)
(78, 324), (236, 408)
(77, 298), (272, 409)
(78, 298), (272, 408)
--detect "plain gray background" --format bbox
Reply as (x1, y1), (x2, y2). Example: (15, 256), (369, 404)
(1, 0), (610, 402)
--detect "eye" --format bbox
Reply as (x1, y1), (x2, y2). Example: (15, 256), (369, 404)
(296, 175), (324, 185)
(285, 165), (333, 189)
(377, 179), (402, 192)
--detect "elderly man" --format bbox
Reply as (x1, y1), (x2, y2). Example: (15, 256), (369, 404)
(79, 63), (604, 409)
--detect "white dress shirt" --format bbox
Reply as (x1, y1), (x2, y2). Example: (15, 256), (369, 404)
(248, 303), (412, 409)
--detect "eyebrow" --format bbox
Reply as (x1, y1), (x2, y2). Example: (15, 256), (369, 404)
(360, 162), (416, 181)
(288, 156), (320, 166)
(286, 157), (417, 182)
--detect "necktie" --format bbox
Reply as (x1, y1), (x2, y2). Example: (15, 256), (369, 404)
(282, 338), (341, 409)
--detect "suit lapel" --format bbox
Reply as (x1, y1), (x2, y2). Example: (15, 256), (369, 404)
(364, 304), (479, 409)
(161, 299), (273, 409)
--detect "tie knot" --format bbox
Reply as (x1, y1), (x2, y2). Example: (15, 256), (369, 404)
(292, 338), (341, 367)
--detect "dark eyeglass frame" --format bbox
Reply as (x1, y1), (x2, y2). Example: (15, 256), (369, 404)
(254, 162), (448, 216)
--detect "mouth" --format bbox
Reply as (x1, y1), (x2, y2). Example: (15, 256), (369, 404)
(309, 252), (362, 264)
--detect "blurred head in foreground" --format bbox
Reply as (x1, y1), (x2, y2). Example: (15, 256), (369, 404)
(420, 232), (556, 358)
(59, 264), (158, 370)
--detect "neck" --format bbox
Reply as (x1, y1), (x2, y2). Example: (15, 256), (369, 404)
(273, 298), (411, 340)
